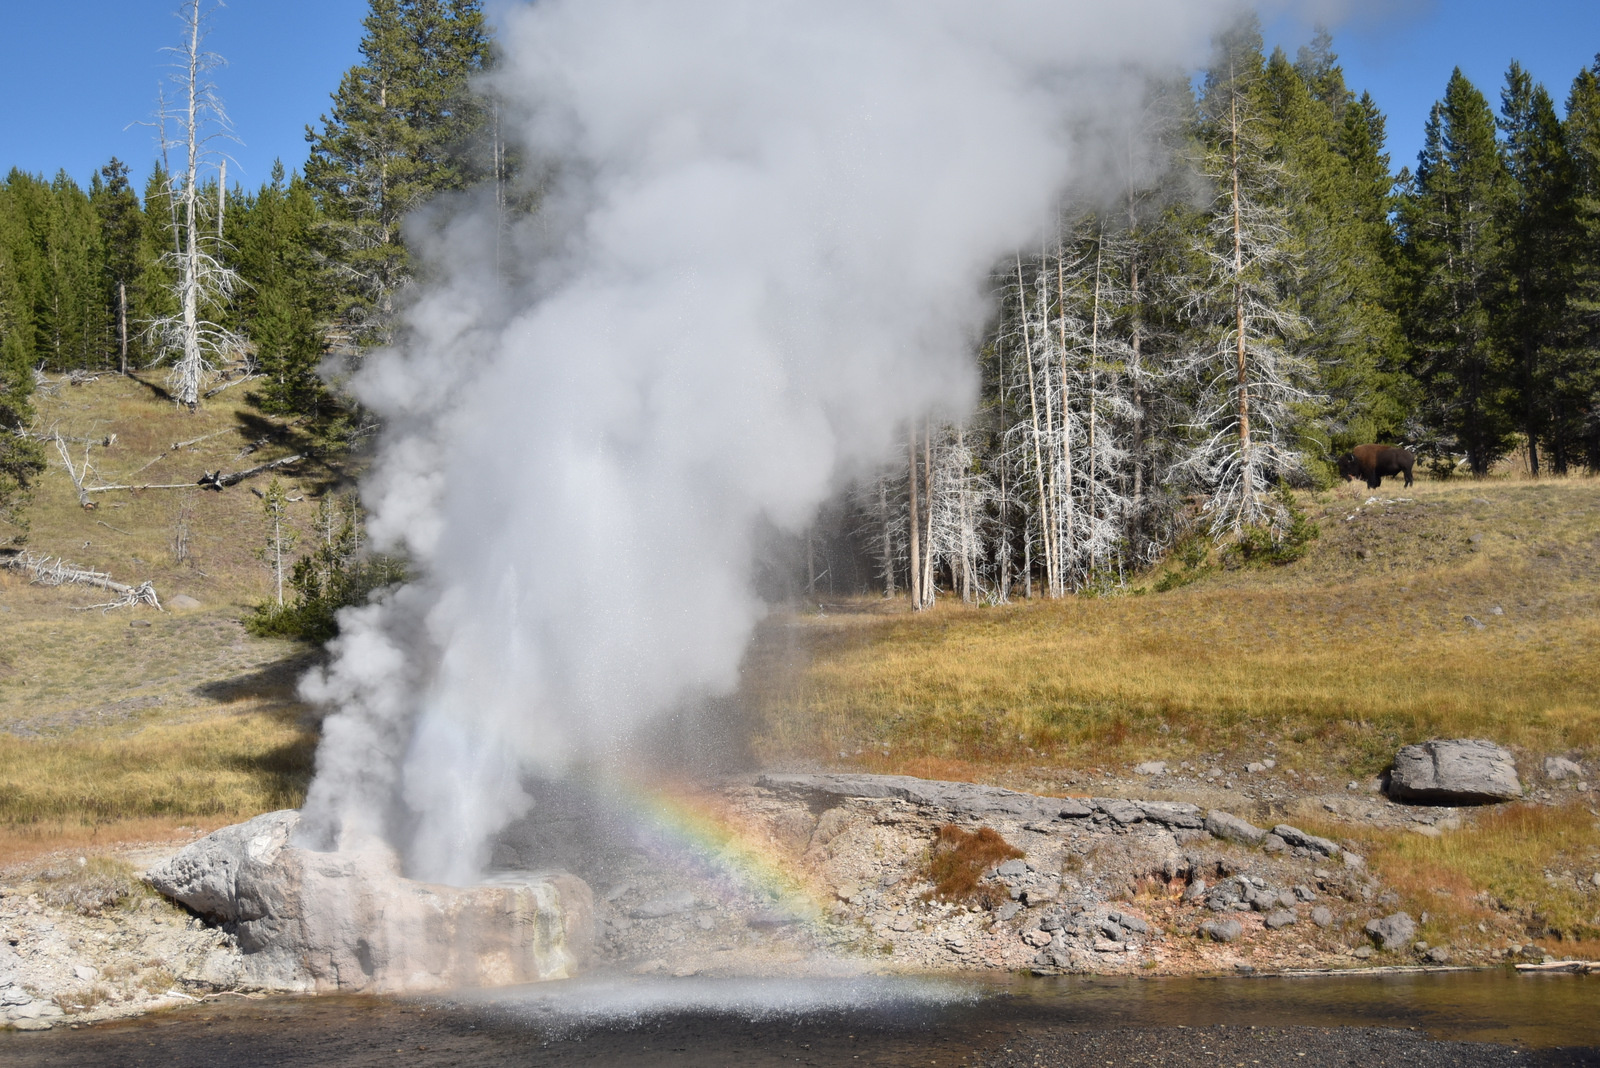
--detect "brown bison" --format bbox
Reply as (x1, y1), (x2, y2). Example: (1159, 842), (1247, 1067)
(1337, 444), (1415, 489)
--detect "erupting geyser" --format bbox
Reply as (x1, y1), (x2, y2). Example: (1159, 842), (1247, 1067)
(294, 0), (1261, 889)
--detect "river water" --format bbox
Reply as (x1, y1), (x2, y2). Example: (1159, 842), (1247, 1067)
(2, 970), (1594, 1067)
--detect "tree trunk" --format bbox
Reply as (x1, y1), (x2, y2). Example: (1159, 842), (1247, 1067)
(117, 281), (128, 376)
(907, 424), (921, 609)
(1231, 88), (1252, 499)
(1018, 256), (1055, 598)
(921, 419), (935, 605)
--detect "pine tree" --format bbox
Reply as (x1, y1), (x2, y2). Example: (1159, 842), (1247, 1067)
(233, 161), (328, 414)
(1564, 56), (1600, 468)
(1399, 69), (1513, 475)
(304, 0), (493, 344)
(1498, 62), (1578, 473)
(91, 159), (146, 375)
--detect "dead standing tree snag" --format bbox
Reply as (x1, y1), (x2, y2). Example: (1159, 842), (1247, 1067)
(140, 0), (246, 411)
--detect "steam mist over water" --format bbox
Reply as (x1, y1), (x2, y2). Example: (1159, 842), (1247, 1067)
(299, 0), (1259, 883)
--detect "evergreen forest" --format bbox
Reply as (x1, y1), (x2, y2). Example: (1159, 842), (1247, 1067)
(3, 7), (1599, 611)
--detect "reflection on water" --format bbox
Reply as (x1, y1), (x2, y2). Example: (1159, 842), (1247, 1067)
(2, 969), (1593, 1067)
(997, 970), (1598, 1050)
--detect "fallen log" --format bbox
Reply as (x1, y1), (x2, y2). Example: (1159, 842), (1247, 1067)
(1515, 960), (1598, 974)
(1, 550), (162, 611)
(198, 453), (304, 490)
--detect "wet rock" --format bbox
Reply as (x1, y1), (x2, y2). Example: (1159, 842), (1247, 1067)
(1311, 906), (1334, 928)
(747, 909), (802, 929)
(1388, 740), (1522, 804)
(1545, 756), (1584, 781)
(146, 810), (594, 994)
(632, 890), (697, 918)
(1264, 909), (1297, 930)
(1199, 918), (1242, 943)
(1364, 912), (1417, 951)
(1272, 824), (1340, 857)
(1204, 810), (1266, 846)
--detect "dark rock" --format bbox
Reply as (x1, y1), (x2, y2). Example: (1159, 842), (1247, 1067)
(1199, 918), (1243, 943)
(1389, 740), (1522, 804)
(1364, 912), (1416, 951)
(1204, 881), (1242, 912)
(1108, 911), (1148, 935)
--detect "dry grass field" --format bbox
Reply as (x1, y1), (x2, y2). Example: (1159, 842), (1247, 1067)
(0, 373), (332, 862)
(745, 478), (1600, 778)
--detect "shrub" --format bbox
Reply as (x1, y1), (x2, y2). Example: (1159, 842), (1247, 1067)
(921, 824), (1024, 907)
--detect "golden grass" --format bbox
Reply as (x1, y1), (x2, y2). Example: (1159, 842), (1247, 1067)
(745, 478), (1600, 779)
(1295, 803), (1600, 957)
(0, 709), (314, 831)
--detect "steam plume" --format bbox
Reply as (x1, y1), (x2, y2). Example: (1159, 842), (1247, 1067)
(300, 0), (1260, 883)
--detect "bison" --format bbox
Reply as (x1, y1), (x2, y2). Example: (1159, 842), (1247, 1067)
(1336, 444), (1415, 490)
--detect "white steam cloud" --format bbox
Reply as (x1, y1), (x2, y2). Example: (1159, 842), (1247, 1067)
(300, 0), (1258, 883)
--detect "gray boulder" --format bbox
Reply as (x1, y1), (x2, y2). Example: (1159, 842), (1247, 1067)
(1388, 740), (1522, 804)
(1272, 824), (1340, 857)
(1199, 918), (1243, 943)
(1364, 912), (1416, 951)
(1311, 906), (1334, 928)
(1264, 909), (1297, 930)
(146, 811), (594, 993)
(1205, 810), (1267, 846)
(1544, 756), (1584, 781)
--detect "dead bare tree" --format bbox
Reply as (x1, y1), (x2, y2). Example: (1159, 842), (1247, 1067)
(142, 0), (245, 410)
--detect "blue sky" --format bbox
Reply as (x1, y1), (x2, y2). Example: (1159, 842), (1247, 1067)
(2, 1), (1598, 192)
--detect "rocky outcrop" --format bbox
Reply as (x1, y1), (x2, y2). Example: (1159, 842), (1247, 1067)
(1204, 810), (1267, 846)
(145, 811), (594, 994)
(756, 774), (1203, 830)
(1388, 740), (1522, 804)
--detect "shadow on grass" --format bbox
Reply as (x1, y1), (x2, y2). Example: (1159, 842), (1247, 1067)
(192, 648), (326, 708)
